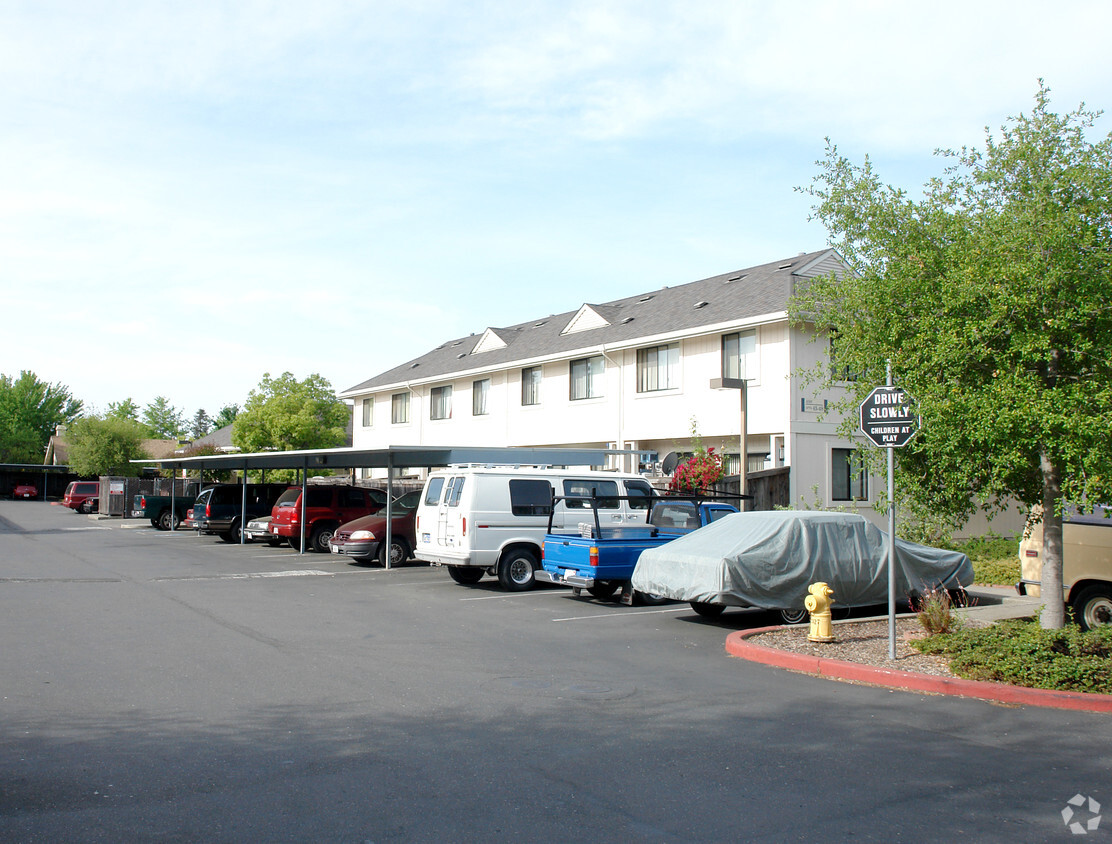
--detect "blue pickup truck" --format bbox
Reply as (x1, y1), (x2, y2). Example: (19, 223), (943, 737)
(539, 496), (738, 605)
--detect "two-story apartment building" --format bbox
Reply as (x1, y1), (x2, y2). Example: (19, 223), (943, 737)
(341, 249), (874, 514)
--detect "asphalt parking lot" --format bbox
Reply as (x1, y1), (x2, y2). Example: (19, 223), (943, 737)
(1, 500), (1109, 842)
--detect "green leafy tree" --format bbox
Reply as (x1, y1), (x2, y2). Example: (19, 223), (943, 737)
(0, 371), (83, 463)
(788, 82), (1112, 628)
(66, 415), (150, 477)
(142, 396), (185, 439)
(212, 404), (239, 430)
(190, 408), (213, 440)
(232, 372), (348, 453)
(106, 398), (142, 423)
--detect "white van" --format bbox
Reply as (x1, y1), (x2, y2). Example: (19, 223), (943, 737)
(415, 467), (656, 590)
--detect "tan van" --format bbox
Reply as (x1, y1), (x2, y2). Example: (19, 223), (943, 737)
(1018, 506), (1112, 629)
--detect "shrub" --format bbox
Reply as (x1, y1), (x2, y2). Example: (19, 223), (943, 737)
(912, 619), (1112, 694)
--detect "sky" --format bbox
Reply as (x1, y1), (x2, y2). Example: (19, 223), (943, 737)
(3, 1), (1111, 423)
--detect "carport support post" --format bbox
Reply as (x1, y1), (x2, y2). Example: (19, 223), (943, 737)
(170, 472), (176, 531)
(384, 456), (394, 570)
(240, 463), (248, 545)
(299, 460), (308, 555)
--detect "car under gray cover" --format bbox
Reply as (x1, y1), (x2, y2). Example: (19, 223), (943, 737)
(630, 510), (973, 612)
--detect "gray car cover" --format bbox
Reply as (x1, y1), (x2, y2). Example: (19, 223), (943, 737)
(631, 510), (973, 610)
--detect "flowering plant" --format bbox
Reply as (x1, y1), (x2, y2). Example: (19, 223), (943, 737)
(668, 446), (725, 493)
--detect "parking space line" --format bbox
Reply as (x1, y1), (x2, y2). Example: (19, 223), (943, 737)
(551, 606), (690, 622)
(152, 570), (334, 582)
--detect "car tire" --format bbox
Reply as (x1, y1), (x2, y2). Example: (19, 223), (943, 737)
(1072, 584), (1112, 631)
(310, 525), (335, 553)
(287, 536), (302, 551)
(497, 549), (537, 591)
(690, 601), (726, 619)
(158, 510), (179, 531)
(634, 590), (670, 606)
(780, 608), (808, 625)
(447, 565), (484, 585)
(588, 583), (619, 600)
(377, 537), (410, 567)
(219, 519), (242, 544)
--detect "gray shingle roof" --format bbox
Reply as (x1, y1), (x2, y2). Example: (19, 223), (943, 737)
(342, 249), (843, 395)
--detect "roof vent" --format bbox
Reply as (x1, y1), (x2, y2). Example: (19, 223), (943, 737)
(534, 321), (547, 327)
(693, 301), (709, 309)
(638, 295), (654, 303)
(410, 363), (420, 369)
(778, 262), (794, 270)
(726, 274), (745, 283)
(621, 317), (635, 324)
(457, 353), (466, 359)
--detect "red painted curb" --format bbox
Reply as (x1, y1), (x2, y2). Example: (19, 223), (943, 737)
(726, 626), (1112, 714)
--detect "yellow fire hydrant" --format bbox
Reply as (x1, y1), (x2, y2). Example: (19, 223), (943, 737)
(805, 581), (836, 643)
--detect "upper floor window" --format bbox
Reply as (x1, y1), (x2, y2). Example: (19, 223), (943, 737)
(722, 329), (757, 380)
(570, 355), (604, 401)
(472, 379), (490, 416)
(391, 392), (410, 424)
(636, 344), (679, 393)
(430, 385), (452, 421)
(829, 332), (859, 381)
(361, 398), (373, 427)
(832, 448), (868, 501)
(521, 366), (542, 406)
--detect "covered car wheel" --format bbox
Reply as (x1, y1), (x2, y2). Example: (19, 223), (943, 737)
(635, 591), (670, 606)
(158, 510), (179, 531)
(497, 549), (537, 591)
(447, 565), (484, 585)
(780, 608), (808, 625)
(690, 602), (725, 618)
(378, 537), (410, 566)
(1072, 585), (1112, 630)
(310, 526), (335, 553)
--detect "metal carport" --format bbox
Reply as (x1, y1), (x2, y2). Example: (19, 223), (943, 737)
(134, 445), (640, 566)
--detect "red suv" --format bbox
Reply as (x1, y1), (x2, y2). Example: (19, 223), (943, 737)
(63, 481), (100, 511)
(268, 485), (387, 552)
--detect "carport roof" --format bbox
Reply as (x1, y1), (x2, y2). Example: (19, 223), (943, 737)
(133, 445), (638, 473)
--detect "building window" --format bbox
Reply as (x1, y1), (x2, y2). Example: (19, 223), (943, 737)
(829, 333), (858, 381)
(391, 392), (409, 424)
(570, 355), (604, 401)
(722, 330), (757, 380)
(832, 448), (868, 501)
(430, 386), (452, 420)
(636, 343), (679, 393)
(472, 379), (490, 416)
(361, 398), (373, 427)
(521, 366), (542, 406)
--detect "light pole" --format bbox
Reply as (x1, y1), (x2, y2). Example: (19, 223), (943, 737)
(710, 377), (751, 509)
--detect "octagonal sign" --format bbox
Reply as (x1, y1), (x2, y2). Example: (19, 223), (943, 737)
(859, 386), (919, 448)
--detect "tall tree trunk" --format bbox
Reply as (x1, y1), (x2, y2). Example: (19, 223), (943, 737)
(1039, 448), (1065, 629)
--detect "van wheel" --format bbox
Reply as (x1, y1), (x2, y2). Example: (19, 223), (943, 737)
(310, 526), (335, 553)
(447, 565), (484, 585)
(497, 549), (538, 591)
(378, 538), (410, 566)
(1072, 585), (1112, 630)
(690, 602), (725, 618)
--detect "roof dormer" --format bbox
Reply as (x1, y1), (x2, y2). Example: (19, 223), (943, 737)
(472, 328), (508, 354)
(562, 304), (614, 335)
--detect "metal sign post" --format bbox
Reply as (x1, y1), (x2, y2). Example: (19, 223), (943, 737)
(859, 365), (919, 659)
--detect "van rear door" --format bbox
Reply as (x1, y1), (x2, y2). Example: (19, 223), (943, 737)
(437, 475), (466, 549)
